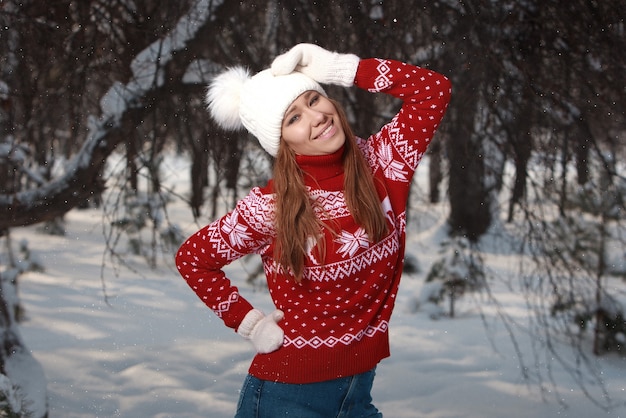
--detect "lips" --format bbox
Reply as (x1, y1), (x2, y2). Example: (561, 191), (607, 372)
(314, 121), (336, 140)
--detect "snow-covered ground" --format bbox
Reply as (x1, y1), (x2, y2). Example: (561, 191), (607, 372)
(16, 156), (626, 418)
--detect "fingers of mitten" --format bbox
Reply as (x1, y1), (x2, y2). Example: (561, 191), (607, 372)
(251, 317), (284, 354)
(271, 43), (329, 77)
(271, 44), (307, 76)
(297, 43), (331, 66)
(271, 43), (359, 86)
(294, 43), (359, 86)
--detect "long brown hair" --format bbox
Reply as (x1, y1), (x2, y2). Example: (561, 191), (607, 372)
(272, 98), (387, 281)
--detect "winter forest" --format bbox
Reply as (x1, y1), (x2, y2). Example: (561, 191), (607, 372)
(1, 0), (625, 417)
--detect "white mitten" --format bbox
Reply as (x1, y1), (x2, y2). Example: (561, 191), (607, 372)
(271, 43), (360, 87)
(237, 309), (285, 354)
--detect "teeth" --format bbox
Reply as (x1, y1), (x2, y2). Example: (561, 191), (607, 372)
(319, 123), (332, 138)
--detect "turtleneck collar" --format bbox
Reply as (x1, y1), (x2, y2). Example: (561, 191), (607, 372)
(295, 146), (345, 184)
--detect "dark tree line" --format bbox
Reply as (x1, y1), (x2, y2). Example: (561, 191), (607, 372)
(1, 1), (623, 232)
(0, 0), (624, 415)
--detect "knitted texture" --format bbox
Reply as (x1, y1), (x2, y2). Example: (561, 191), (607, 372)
(271, 43), (360, 87)
(176, 58), (451, 384)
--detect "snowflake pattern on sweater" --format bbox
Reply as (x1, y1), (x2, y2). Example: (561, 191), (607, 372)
(176, 58), (451, 383)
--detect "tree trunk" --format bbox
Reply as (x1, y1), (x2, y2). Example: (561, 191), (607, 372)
(507, 99), (533, 223)
(446, 103), (491, 241)
(428, 138), (443, 204)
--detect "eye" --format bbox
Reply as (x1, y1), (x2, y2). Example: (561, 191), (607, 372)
(309, 94), (320, 106)
(286, 114), (299, 126)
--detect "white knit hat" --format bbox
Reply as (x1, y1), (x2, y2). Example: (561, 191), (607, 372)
(206, 66), (326, 157)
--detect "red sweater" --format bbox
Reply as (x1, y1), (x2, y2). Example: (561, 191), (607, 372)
(176, 58), (451, 383)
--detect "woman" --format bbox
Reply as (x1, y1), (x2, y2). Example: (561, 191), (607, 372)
(176, 43), (451, 417)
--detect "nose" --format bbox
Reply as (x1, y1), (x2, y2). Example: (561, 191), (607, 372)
(306, 108), (326, 126)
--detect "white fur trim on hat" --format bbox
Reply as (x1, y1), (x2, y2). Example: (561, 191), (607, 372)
(206, 66), (325, 157)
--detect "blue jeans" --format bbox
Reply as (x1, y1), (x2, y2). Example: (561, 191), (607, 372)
(234, 368), (383, 418)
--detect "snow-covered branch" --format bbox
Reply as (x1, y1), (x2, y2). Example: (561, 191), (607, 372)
(0, 0), (221, 230)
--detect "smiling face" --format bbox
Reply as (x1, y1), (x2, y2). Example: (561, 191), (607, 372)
(280, 90), (346, 156)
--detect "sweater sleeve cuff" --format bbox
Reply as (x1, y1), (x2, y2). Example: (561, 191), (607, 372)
(354, 58), (388, 91)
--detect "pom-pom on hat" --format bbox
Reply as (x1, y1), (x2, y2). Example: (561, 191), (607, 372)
(206, 66), (326, 157)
